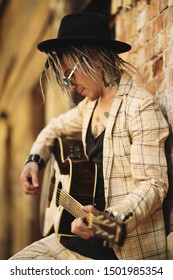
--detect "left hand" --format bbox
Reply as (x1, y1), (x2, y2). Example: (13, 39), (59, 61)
(71, 205), (99, 239)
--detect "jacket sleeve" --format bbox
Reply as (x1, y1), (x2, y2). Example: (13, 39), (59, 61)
(30, 98), (89, 164)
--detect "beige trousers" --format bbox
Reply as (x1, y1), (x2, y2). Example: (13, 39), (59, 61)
(10, 233), (92, 260)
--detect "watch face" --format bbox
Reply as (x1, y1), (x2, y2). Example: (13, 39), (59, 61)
(25, 154), (45, 169)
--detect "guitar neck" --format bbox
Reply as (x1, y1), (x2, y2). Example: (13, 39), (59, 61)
(58, 188), (94, 228)
(57, 187), (126, 247)
(59, 189), (85, 218)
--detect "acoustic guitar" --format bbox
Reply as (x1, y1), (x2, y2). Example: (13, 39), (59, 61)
(40, 137), (126, 247)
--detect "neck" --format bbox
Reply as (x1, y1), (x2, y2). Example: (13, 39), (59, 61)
(99, 83), (118, 101)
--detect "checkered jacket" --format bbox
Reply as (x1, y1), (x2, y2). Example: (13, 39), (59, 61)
(31, 72), (169, 259)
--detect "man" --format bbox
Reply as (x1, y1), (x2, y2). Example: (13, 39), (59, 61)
(10, 13), (169, 260)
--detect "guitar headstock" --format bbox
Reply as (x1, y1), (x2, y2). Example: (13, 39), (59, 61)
(91, 211), (127, 248)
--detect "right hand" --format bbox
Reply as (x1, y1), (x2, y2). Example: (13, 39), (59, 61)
(20, 162), (40, 195)
(71, 205), (99, 239)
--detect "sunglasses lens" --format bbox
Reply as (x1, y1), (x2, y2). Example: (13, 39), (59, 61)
(63, 63), (78, 90)
(63, 78), (75, 89)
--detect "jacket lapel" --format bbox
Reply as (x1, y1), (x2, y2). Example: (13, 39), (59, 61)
(103, 96), (123, 200)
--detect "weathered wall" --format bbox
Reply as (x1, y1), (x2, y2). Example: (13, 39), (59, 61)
(113, 0), (173, 238)
(113, 0), (173, 97)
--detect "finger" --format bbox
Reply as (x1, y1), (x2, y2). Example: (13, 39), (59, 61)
(21, 180), (40, 193)
(20, 174), (32, 188)
(30, 170), (39, 188)
(76, 230), (94, 239)
(81, 205), (99, 216)
(25, 187), (40, 195)
(20, 173), (38, 189)
(71, 218), (94, 239)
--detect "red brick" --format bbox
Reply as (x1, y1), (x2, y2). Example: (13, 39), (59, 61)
(145, 79), (157, 95)
(159, 0), (168, 13)
(153, 57), (163, 77)
(129, 31), (150, 53)
(137, 9), (147, 31)
(142, 24), (152, 43)
(156, 72), (167, 93)
(163, 5), (173, 28)
(164, 47), (173, 68)
(139, 62), (152, 83)
(156, 30), (168, 53)
(152, 14), (164, 37)
(136, 0), (147, 14)
(145, 38), (157, 61)
(147, 1), (159, 21)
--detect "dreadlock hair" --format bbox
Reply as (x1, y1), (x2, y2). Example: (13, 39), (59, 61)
(40, 44), (137, 106)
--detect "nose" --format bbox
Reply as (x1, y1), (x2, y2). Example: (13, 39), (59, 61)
(69, 84), (78, 93)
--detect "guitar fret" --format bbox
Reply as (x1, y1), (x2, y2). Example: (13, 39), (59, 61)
(59, 189), (86, 218)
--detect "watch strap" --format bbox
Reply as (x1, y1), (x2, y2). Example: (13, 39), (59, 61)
(25, 154), (45, 170)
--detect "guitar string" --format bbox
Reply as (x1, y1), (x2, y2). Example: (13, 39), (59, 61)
(52, 183), (117, 228)
(53, 183), (94, 222)
(58, 189), (118, 233)
(58, 189), (92, 220)
(46, 182), (124, 245)
(57, 189), (110, 228)
(49, 182), (117, 228)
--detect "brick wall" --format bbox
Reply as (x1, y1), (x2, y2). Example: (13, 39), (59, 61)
(113, 0), (173, 240)
(113, 0), (173, 98)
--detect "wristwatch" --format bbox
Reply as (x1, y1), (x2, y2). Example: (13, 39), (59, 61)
(25, 154), (45, 170)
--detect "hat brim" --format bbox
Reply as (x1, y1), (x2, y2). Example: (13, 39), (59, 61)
(37, 38), (131, 54)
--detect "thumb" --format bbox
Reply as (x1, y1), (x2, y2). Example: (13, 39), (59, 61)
(31, 170), (39, 188)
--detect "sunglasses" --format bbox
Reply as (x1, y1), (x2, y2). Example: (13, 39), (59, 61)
(63, 63), (78, 90)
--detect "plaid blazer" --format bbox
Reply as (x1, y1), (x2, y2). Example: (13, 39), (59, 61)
(31, 72), (169, 259)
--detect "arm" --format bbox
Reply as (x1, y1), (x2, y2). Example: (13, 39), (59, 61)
(109, 97), (169, 233)
(20, 98), (89, 194)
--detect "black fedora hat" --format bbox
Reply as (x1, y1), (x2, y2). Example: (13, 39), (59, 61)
(37, 13), (131, 54)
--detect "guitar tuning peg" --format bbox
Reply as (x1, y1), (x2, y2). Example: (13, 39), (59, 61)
(108, 234), (115, 240)
(95, 230), (102, 237)
(104, 219), (110, 224)
(112, 210), (118, 217)
(120, 214), (126, 222)
(103, 239), (112, 248)
(105, 210), (114, 217)
(97, 214), (104, 220)
(121, 212), (133, 222)
(103, 240), (107, 247)
(101, 232), (109, 238)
